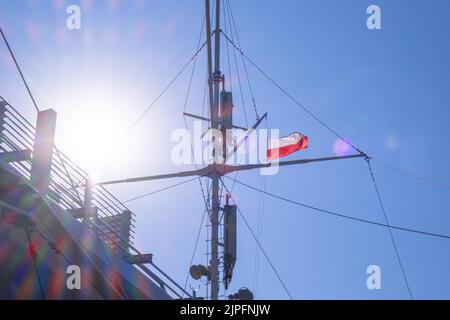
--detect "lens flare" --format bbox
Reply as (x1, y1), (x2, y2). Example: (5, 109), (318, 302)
(333, 138), (352, 156)
(81, 0), (93, 11)
(136, 0), (147, 8)
(25, 20), (40, 42)
(134, 21), (146, 42)
(52, 0), (65, 10)
(55, 27), (67, 44)
(109, 0), (121, 11)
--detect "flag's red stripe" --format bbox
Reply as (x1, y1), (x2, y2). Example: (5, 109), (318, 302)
(267, 136), (308, 160)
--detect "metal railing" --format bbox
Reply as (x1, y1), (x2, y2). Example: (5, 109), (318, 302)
(0, 96), (191, 299)
(0, 96), (137, 245)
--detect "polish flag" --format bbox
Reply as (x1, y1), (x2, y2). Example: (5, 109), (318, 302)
(267, 132), (308, 160)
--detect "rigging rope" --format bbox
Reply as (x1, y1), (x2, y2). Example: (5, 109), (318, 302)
(183, 16), (206, 114)
(366, 159), (413, 299)
(256, 117), (269, 293)
(373, 158), (450, 191)
(122, 177), (198, 205)
(201, 69), (209, 118)
(218, 25), (449, 300)
(181, 15), (212, 217)
(226, 0), (260, 121)
(224, 175), (450, 241)
(221, 178), (294, 300)
(223, 0), (249, 127)
(123, 40), (207, 136)
(220, 30), (365, 155)
(95, 177), (198, 211)
(217, 34), (450, 306)
(182, 207), (207, 297)
(221, 0), (252, 225)
(222, 3), (233, 94)
(0, 26), (39, 113)
(253, 174), (266, 297)
(180, 10), (216, 298)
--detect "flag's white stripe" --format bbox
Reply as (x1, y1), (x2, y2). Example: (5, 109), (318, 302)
(268, 133), (302, 149)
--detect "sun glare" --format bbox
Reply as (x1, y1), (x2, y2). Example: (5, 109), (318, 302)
(55, 86), (133, 180)
(68, 110), (122, 179)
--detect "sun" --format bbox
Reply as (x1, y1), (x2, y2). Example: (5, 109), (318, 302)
(54, 83), (133, 180)
(68, 109), (123, 179)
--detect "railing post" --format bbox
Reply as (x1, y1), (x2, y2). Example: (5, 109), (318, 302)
(83, 177), (97, 221)
(84, 177), (93, 208)
(30, 109), (57, 195)
(0, 101), (6, 146)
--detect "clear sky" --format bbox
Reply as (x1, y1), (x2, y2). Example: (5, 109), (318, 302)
(1, 0), (450, 299)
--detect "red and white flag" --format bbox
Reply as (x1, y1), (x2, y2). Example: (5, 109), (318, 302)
(267, 132), (308, 160)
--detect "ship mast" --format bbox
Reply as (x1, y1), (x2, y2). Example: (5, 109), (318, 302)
(205, 0), (221, 300)
(97, 0), (367, 301)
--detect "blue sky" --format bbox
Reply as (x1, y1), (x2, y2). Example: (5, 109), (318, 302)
(1, 0), (450, 299)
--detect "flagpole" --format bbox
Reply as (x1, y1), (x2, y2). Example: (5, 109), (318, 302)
(97, 154), (367, 186)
